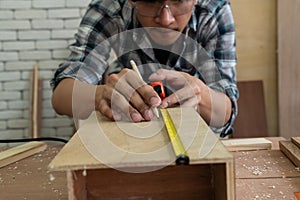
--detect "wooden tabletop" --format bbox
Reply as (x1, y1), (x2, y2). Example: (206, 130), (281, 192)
(0, 138), (300, 200)
(0, 145), (68, 200)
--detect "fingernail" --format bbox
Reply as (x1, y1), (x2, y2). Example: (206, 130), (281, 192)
(131, 113), (142, 122)
(150, 97), (160, 106)
(144, 109), (153, 120)
(113, 113), (121, 121)
(160, 101), (168, 108)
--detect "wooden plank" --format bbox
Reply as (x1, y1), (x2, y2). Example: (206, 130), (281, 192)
(226, 161), (236, 200)
(49, 107), (233, 171)
(231, 0), (278, 136)
(292, 137), (300, 149)
(280, 141), (300, 167)
(278, 0), (300, 138)
(29, 64), (43, 138)
(232, 81), (268, 138)
(222, 138), (272, 151)
(0, 142), (47, 168)
(30, 64), (38, 138)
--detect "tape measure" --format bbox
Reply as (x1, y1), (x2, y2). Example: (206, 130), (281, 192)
(160, 108), (190, 165)
(295, 192), (300, 200)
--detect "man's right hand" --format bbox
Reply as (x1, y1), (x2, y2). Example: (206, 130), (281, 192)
(95, 68), (161, 122)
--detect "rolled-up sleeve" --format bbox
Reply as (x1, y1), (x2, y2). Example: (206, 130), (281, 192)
(50, 0), (130, 89)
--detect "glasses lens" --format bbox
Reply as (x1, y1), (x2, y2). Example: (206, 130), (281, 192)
(135, 0), (194, 17)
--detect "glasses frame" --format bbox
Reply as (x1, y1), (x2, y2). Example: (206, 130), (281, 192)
(133, 0), (195, 18)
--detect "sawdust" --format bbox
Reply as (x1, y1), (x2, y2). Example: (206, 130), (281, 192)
(49, 173), (55, 181)
(237, 150), (300, 199)
(0, 146), (65, 199)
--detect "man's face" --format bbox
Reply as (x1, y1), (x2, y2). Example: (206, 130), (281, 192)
(132, 0), (196, 46)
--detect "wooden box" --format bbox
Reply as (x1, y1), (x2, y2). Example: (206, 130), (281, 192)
(49, 107), (235, 200)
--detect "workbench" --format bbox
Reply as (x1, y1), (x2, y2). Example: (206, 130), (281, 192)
(0, 137), (299, 199)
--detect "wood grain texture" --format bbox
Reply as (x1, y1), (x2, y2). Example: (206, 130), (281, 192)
(29, 64), (43, 138)
(278, 0), (300, 138)
(292, 137), (300, 149)
(233, 81), (268, 138)
(0, 141), (47, 168)
(280, 141), (300, 167)
(68, 163), (234, 200)
(0, 145), (67, 200)
(82, 165), (216, 200)
(222, 138), (272, 151)
(236, 178), (300, 200)
(49, 107), (233, 171)
(234, 148), (300, 200)
(49, 107), (235, 200)
(2, 140), (299, 200)
(67, 170), (87, 200)
(231, 0), (278, 136)
(233, 150), (300, 179)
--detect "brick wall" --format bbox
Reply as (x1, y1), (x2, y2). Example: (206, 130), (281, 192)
(0, 0), (91, 145)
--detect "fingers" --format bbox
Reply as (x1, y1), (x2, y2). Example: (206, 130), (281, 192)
(150, 69), (203, 108)
(160, 86), (200, 108)
(96, 85), (145, 122)
(114, 70), (161, 119)
(149, 69), (186, 86)
(97, 98), (121, 121)
(113, 72), (160, 108)
(96, 69), (161, 122)
(111, 89), (145, 122)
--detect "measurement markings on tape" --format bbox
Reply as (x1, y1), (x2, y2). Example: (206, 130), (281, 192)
(160, 108), (190, 165)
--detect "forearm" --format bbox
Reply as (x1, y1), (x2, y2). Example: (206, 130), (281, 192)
(198, 84), (232, 128)
(52, 78), (97, 119)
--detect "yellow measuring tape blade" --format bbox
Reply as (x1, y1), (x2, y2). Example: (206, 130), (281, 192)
(160, 108), (189, 165)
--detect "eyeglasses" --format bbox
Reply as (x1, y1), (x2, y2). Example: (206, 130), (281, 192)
(133, 0), (194, 17)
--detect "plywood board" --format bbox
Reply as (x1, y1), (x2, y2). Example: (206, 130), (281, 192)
(49, 107), (233, 171)
(232, 81), (268, 138)
(278, 0), (300, 138)
(231, 0), (278, 136)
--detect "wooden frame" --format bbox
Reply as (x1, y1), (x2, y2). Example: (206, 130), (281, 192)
(66, 163), (234, 200)
(49, 108), (235, 200)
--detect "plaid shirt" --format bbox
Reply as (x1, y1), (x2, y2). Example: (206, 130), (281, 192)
(51, 0), (238, 137)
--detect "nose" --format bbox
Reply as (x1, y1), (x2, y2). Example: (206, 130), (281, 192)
(155, 5), (175, 26)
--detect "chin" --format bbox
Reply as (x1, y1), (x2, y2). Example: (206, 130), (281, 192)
(150, 31), (181, 46)
(152, 38), (178, 46)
